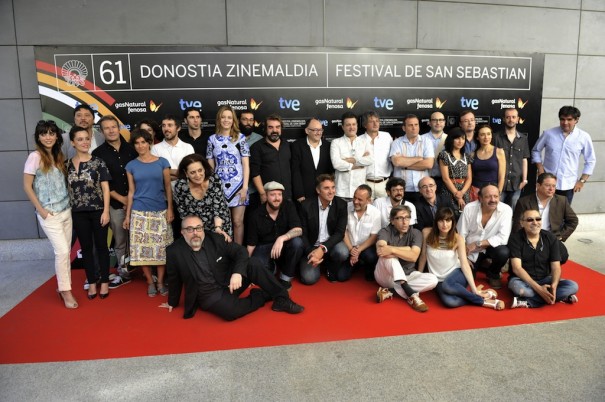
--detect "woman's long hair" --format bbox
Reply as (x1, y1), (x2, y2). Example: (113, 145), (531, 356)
(34, 120), (66, 175)
(215, 106), (240, 142)
(426, 207), (457, 249)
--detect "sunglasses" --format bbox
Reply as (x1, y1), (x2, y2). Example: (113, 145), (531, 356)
(523, 217), (542, 223)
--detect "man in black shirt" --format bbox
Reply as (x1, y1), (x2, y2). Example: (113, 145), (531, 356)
(163, 216), (304, 320)
(250, 114), (292, 203)
(92, 115), (138, 288)
(178, 107), (210, 157)
(508, 209), (579, 309)
(246, 182), (304, 290)
(414, 176), (454, 230)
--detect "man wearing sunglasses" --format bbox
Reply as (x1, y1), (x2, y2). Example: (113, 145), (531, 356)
(162, 215), (304, 320)
(507, 209), (579, 309)
(512, 173), (578, 264)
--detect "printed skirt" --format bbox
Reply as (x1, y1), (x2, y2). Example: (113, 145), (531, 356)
(129, 209), (173, 266)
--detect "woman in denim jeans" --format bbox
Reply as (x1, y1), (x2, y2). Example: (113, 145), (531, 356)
(23, 120), (77, 309)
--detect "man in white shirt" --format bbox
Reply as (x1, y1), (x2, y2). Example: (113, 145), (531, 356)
(152, 114), (195, 183)
(457, 184), (512, 289)
(390, 114), (434, 204)
(330, 112), (373, 200)
(421, 111), (447, 192)
(359, 111), (393, 199)
(373, 177), (417, 228)
(342, 185), (381, 281)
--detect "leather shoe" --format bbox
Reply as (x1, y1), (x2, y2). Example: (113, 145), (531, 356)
(271, 298), (304, 314)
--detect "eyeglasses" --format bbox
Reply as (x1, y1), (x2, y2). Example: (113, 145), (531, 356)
(419, 184), (436, 190)
(183, 225), (204, 233)
(523, 217), (542, 223)
(307, 128), (323, 134)
(393, 216), (411, 221)
(37, 120), (56, 125)
(430, 119), (445, 122)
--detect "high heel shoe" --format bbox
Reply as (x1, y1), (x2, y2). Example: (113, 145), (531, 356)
(87, 292), (97, 300)
(57, 290), (79, 309)
(99, 282), (109, 299)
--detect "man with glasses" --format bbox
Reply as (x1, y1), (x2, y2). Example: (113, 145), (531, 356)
(507, 209), (579, 309)
(359, 111), (393, 199)
(493, 108), (529, 210)
(291, 117), (333, 203)
(512, 173), (578, 264)
(459, 110), (477, 155)
(373, 177), (417, 229)
(531, 105), (596, 204)
(374, 205), (437, 312)
(162, 215), (304, 320)
(457, 183), (512, 289)
(421, 111), (448, 192)
(414, 176), (454, 230)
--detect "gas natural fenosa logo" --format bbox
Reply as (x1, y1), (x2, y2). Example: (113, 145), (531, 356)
(435, 97), (447, 108)
(149, 100), (163, 112)
(250, 98), (263, 110)
(346, 97), (358, 109)
(61, 60), (88, 87)
(517, 98), (528, 109)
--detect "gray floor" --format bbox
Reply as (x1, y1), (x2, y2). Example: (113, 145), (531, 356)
(1, 223), (604, 401)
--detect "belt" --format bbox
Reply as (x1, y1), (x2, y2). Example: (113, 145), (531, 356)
(367, 177), (388, 183)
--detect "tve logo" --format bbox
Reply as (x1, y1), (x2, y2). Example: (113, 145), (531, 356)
(278, 97), (300, 111)
(492, 117), (502, 125)
(460, 97), (479, 110)
(373, 97), (393, 110)
(179, 99), (202, 110)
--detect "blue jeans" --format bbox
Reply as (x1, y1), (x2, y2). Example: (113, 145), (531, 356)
(299, 241), (348, 285)
(251, 237), (304, 280)
(508, 276), (578, 307)
(501, 189), (521, 210)
(436, 268), (484, 308)
(338, 246), (379, 282)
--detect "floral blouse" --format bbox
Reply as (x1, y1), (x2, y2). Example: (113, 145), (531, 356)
(67, 156), (111, 212)
(173, 173), (233, 236)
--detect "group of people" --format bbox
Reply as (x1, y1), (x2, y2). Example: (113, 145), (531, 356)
(24, 103), (592, 322)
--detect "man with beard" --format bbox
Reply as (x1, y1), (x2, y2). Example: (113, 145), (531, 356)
(373, 177), (417, 229)
(508, 209), (579, 309)
(512, 173), (578, 264)
(152, 114), (195, 183)
(457, 184), (512, 289)
(179, 107), (210, 158)
(493, 108), (529, 209)
(421, 111), (448, 192)
(459, 110), (477, 155)
(246, 182), (304, 290)
(330, 111), (373, 200)
(250, 114), (292, 203)
(342, 185), (381, 281)
(62, 103), (105, 160)
(240, 109), (265, 219)
(162, 215), (304, 320)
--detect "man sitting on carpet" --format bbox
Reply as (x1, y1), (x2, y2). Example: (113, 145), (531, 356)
(161, 216), (304, 320)
(374, 205), (438, 312)
(508, 209), (579, 309)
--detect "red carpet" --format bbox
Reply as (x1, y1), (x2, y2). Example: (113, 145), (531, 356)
(1, 261), (604, 364)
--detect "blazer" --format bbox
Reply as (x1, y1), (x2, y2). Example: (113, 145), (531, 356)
(167, 232), (249, 319)
(512, 193), (578, 241)
(413, 193), (455, 230)
(299, 195), (347, 252)
(291, 138), (334, 201)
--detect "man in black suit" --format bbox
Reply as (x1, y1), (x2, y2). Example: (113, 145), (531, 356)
(291, 117), (334, 203)
(414, 176), (454, 230)
(162, 216), (303, 321)
(299, 174), (349, 285)
(512, 173), (578, 264)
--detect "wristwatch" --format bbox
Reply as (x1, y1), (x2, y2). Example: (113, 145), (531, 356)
(476, 240), (482, 248)
(579, 179), (587, 184)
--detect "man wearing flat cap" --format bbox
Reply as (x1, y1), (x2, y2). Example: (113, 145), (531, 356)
(246, 181), (304, 289)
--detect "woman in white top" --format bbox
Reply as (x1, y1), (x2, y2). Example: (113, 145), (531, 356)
(418, 207), (504, 310)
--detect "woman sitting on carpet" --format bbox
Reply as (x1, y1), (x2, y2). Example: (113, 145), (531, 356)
(418, 207), (504, 310)
(174, 154), (232, 242)
(66, 125), (112, 300)
(123, 129), (174, 298)
(23, 120), (78, 309)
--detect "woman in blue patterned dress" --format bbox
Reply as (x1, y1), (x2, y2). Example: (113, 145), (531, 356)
(206, 105), (250, 244)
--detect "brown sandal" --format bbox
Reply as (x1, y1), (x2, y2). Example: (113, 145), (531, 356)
(376, 287), (393, 303)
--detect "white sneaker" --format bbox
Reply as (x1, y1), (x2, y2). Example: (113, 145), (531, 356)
(511, 297), (530, 309)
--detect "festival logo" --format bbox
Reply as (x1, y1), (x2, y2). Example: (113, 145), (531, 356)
(61, 60), (88, 87)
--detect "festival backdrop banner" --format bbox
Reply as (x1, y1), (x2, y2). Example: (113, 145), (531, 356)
(34, 46), (543, 145)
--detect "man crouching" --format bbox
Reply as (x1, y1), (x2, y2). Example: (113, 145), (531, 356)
(161, 215), (304, 320)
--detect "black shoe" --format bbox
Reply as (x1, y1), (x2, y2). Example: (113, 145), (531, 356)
(271, 298), (304, 314)
(326, 271), (337, 283)
(278, 278), (292, 291)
